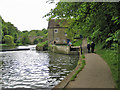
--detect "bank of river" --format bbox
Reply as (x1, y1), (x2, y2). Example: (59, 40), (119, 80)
(0, 45), (79, 89)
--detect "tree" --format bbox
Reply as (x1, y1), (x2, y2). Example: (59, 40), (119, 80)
(0, 30), (3, 44)
(4, 35), (15, 46)
(20, 33), (30, 45)
(1, 16), (21, 45)
(44, 2), (120, 48)
(14, 33), (18, 43)
(42, 28), (48, 34)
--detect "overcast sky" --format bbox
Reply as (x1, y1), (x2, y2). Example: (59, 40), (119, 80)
(0, 0), (59, 31)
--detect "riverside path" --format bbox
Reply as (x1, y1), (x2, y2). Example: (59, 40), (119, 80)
(65, 39), (115, 88)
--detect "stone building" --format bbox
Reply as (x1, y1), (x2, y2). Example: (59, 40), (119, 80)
(47, 19), (68, 45)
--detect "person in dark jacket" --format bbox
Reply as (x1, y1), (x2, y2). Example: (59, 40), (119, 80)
(91, 41), (95, 53)
(87, 43), (91, 53)
(54, 41), (56, 45)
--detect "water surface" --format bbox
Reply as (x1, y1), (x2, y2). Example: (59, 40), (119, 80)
(0, 45), (78, 89)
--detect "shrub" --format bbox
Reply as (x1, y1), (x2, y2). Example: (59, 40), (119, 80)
(37, 41), (48, 47)
(72, 40), (82, 46)
(4, 35), (15, 46)
(95, 43), (119, 88)
(36, 41), (48, 51)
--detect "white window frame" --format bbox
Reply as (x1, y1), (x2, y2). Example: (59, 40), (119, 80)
(54, 29), (58, 33)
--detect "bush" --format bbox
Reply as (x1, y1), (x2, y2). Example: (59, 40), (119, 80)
(20, 35), (31, 45)
(33, 38), (43, 44)
(36, 41), (48, 51)
(72, 40), (82, 46)
(4, 35), (15, 46)
(37, 41), (48, 47)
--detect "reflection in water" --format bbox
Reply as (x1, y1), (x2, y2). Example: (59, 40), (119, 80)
(1, 47), (78, 89)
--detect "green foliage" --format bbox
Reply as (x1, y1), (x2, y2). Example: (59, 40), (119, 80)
(33, 39), (38, 44)
(87, 37), (92, 44)
(82, 60), (86, 65)
(20, 33), (31, 45)
(1, 16), (48, 46)
(36, 41), (48, 51)
(0, 30), (2, 43)
(70, 74), (77, 81)
(81, 55), (85, 59)
(72, 40), (82, 46)
(44, 2), (119, 86)
(0, 44), (8, 46)
(1, 16), (21, 45)
(4, 35), (15, 46)
(28, 29), (48, 37)
(14, 33), (18, 43)
(16, 40), (23, 46)
(33, 38), (44, 44)
(45, 2), (119, 49)
(37, 41), (48, 47)
(42, 28), (48, 34)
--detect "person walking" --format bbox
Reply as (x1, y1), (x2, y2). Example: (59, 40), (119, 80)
(91, 41), (95, 53)
(69, 41), (72, 46)
(54, 41), (56, 45)
(87, 43), (91, 53)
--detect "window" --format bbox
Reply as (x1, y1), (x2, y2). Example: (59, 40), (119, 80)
(56, 24), (60, 26)
(54, 29), (58, 33)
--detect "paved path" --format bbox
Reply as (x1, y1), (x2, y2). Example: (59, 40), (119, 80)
(66, 39), (115, 88)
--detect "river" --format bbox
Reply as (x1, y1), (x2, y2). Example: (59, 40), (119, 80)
(0, 45), (79, 89)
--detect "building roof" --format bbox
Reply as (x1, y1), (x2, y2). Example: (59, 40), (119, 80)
(48, 19), (68, 29)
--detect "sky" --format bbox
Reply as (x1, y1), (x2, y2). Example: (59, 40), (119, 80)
(0, 0), (59, 31)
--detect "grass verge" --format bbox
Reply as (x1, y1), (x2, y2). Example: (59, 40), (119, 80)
(70, 59), (86, 81)
(95, 44), (119, 88)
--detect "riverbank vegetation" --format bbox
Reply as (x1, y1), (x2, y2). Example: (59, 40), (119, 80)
(36, 41), (48, 51)
(95, 43), (119, 88)
(71, 54), (86, 81)
(72, 39), (82, 46)
(0, 16), (48, 48)
(45, 1), (119, 88)
(71, 59), (86, 81)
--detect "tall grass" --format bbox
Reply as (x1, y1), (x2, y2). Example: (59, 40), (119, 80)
(95, 44), (119, 88)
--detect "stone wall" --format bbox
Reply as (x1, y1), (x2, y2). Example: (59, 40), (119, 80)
(48, 29), (54, 44)
(50, 45), (70, 54)
(49, 45), (79, 55)
(48, 28), (67, 45)
(54, 28), (67, 44)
